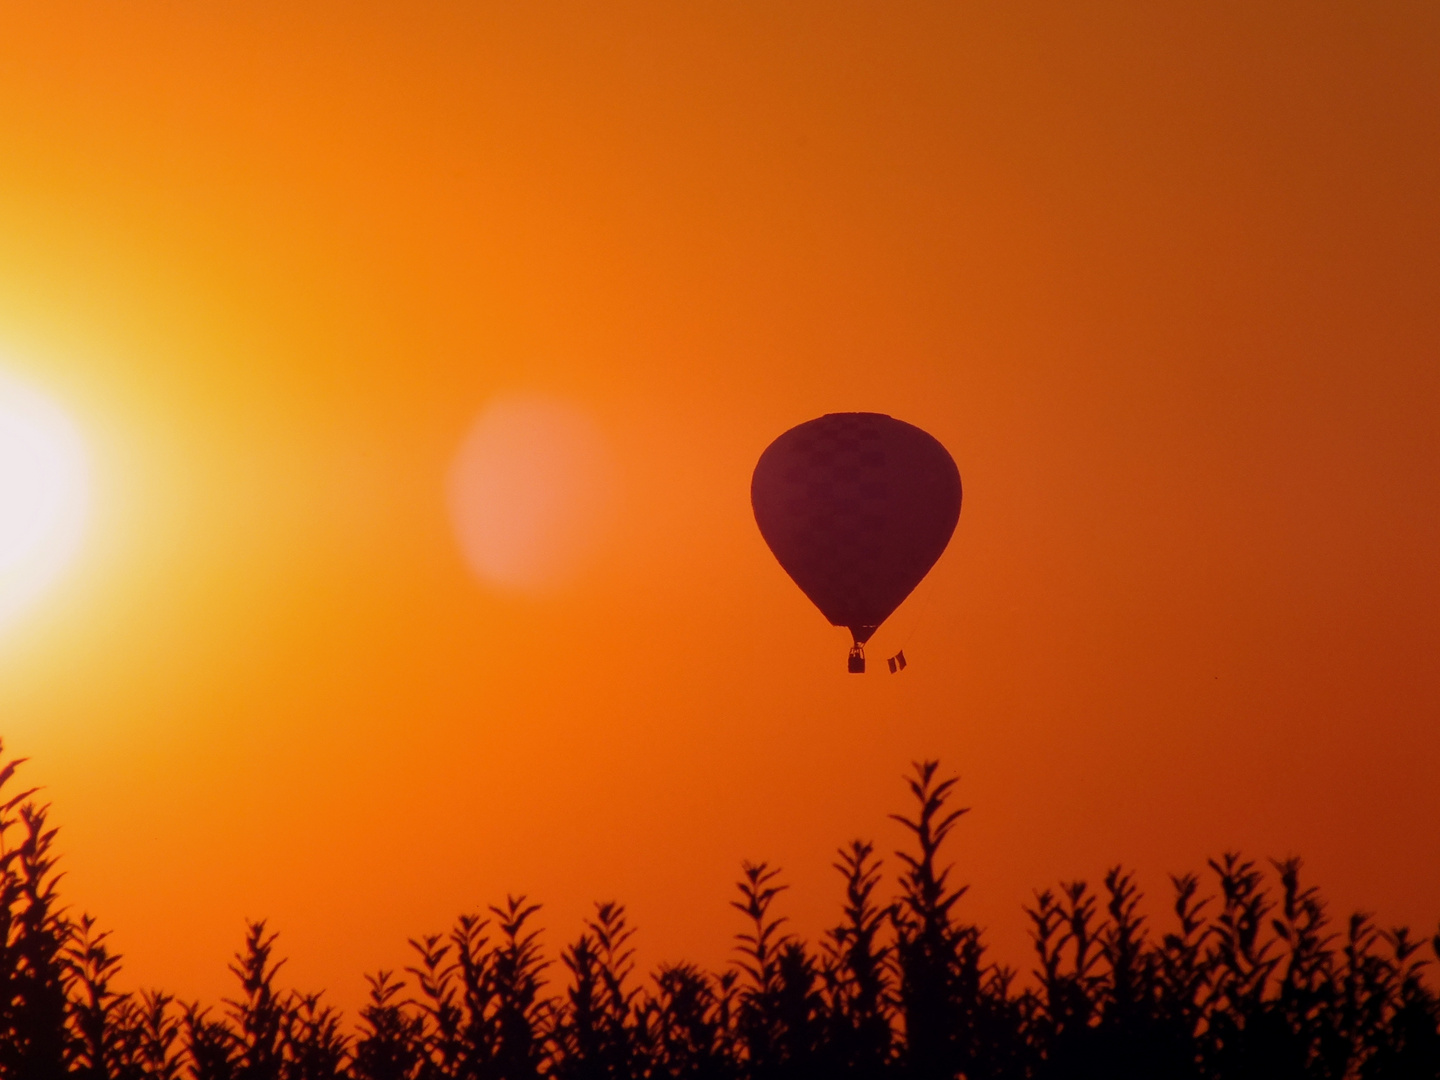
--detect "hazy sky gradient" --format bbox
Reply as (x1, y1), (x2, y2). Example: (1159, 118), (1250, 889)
(0, 1), (1436, 1013)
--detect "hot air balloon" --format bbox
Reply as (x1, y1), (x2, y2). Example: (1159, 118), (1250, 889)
(751, 413), (961, 672)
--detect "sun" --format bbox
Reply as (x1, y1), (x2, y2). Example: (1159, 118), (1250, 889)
(0, 369), (89, 631)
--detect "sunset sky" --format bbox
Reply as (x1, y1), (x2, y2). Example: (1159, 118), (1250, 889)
(0, 2), (1437, 1013)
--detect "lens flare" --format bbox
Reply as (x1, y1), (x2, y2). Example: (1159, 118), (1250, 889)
(0, 369), (89, 631)
(447, 395), (614, 592)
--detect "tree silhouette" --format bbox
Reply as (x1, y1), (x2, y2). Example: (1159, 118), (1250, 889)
(0, 739), (1436, 1079)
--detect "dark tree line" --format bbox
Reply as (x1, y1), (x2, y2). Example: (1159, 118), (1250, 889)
(1, 740), (1437, 1079)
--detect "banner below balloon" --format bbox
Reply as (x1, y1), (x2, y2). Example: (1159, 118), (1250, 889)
(751, 413), (961, 673)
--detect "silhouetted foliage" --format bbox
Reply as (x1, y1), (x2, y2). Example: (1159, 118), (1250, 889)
(351, 973), (419, 1080)
(0, 737), (1437, 1079)
(551, 902), (641, 1080)
(822, 841), (893, 1079)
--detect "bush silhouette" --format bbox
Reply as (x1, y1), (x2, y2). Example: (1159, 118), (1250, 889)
(0, 737), (1437, 1079)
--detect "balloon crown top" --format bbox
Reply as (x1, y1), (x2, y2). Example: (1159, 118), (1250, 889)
(822, 411), (892, 419)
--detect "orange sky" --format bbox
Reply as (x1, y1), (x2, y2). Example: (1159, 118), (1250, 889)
(0, 2), (1437, 1014)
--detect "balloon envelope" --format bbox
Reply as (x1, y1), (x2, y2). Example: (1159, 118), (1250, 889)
(751, 413), (961, 647)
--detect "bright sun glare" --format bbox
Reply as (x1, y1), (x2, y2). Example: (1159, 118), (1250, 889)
(0, 369), (88, 631)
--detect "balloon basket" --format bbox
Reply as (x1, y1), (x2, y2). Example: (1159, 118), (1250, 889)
(847, 644), (865, 674)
